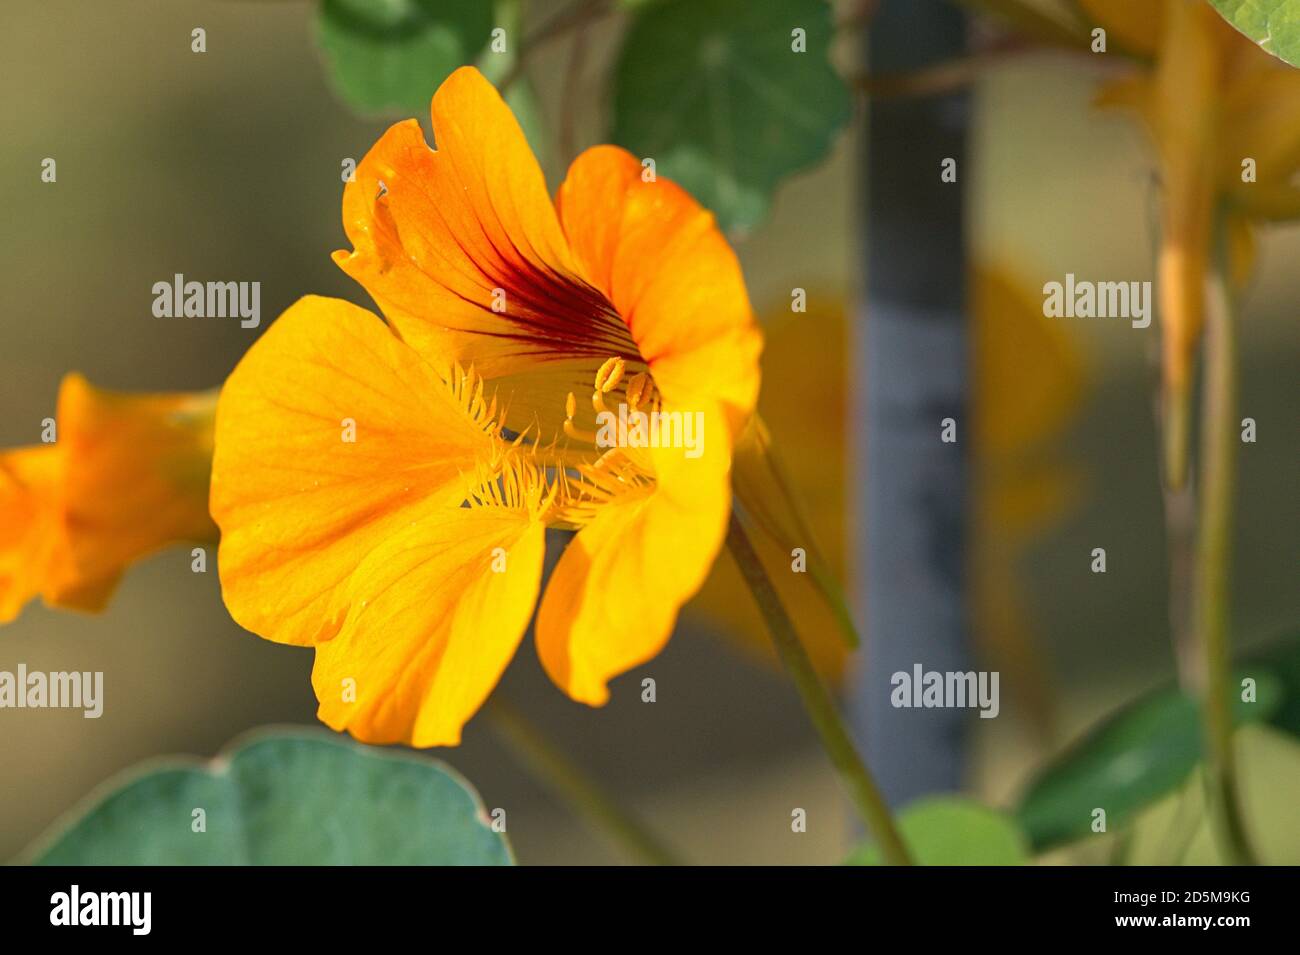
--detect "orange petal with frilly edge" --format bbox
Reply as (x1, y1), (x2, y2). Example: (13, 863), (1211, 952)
(333, 67), (636, 405)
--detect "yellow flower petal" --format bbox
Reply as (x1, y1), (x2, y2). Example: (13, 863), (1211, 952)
(210, 295), (500, 647)
(312, 507), (545, 747)
(0, 447), (64, 622)
(536, 407), (732, 705)
(973, 265), (1085, 460)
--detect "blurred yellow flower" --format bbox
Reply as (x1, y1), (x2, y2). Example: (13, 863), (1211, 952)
(693, 268), (1086, 725)
(1081, 0), (1300, 485)
(690, 295), (850, 682)
(972, 263), (1086, 733)
(0, 374), (216, 622)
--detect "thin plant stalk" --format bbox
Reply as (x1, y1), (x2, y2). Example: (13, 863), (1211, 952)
(1161, 480), (1197, 686)
(485, 697), (683, 866)
(1191, 267), (1256, 865)
(726, 511), (913, 865)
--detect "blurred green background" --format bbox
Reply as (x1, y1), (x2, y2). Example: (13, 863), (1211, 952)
(0, 0), (1296, 864)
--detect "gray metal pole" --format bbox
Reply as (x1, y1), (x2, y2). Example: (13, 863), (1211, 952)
(852, 0), (971, 807)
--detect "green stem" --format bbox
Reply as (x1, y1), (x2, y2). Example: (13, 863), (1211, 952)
(485, 698), (682, 866)
(1161, 480), (1196, 686)
(726, 511), (913, 865)
(1192, 268), (1255, 865)
(497, 0), (612, 92)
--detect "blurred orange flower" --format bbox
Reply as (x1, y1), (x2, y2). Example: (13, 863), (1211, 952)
(690, 295), (850, 682)
(210, 67), (763, 747)
(0, 375), (216, 622)
(693, 269), (1085, 729)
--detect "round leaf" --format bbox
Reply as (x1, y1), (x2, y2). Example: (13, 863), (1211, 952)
(1209, 0), (1300, 67)
(315, 0), (494, 116)
(846, 798), (1029, 865)
(24, 730), (512, 865)
(611, 0), (851, 233)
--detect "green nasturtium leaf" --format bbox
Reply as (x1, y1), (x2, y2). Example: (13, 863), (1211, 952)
(315, 0), (494, 116)
(1209, 0), (1300, 68)
(611, 0), (851, 233)
(846, 798), (1030, 865)
(1015, 669), (1283, 851)
(24, 730), (512, 865)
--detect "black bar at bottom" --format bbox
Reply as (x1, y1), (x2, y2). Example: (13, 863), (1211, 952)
(0, 865), (1290, 940)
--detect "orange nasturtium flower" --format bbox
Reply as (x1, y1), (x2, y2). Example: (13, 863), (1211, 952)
(0, 375), (216, 622)
(210, 67), (763, 747)
(1080, 0), (1300, 486)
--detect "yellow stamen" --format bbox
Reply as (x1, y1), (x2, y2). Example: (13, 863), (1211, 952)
(563, 390), (598, 443)
(625, 372), (652, 411)
(545, 362), (659, 514)
(595, 356), (626, 393)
